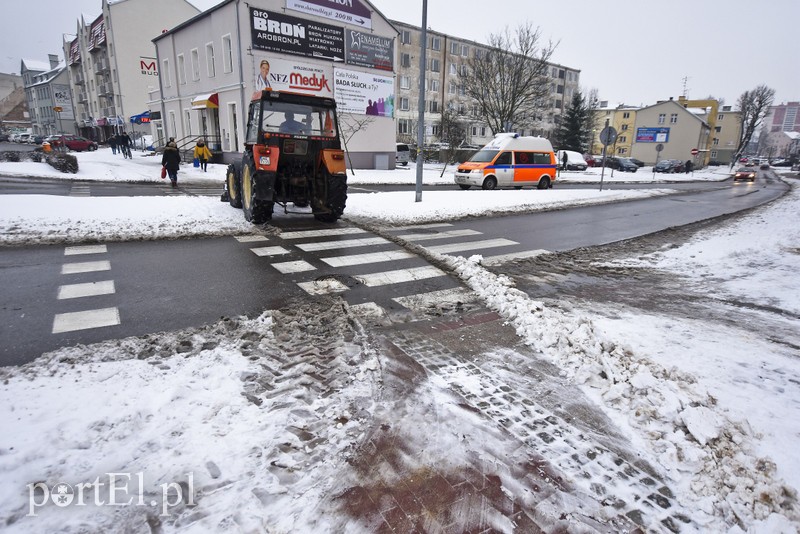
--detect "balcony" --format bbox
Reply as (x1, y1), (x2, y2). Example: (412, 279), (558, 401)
(74, 72), (85, 85)
(94, 58), (109, 74)
(77, 92), (88, 103)
(98, 82), (113, 96)
(101, 106), (117, 118)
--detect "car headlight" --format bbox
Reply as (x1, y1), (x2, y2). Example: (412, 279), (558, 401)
(472, 169), (483, 174)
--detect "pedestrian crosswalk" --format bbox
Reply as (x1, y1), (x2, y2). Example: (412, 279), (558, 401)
(163, 185), (222, 197)
(234, 222), (551, 316)
(69, 184), (91, 197)
(53, 245), (120, 334)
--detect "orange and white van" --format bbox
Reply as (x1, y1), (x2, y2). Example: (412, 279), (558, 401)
(454, 133), (557, 190)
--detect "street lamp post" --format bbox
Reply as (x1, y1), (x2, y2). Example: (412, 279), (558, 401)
(415, 0), (428, 203)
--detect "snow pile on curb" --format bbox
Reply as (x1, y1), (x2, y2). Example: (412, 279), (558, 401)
(441, 253), (799, 531)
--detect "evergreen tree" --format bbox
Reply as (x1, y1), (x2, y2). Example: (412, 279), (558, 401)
(554, 92), (591, 152)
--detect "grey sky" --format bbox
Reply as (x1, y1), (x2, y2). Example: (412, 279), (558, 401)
(5, 0), (797, 108)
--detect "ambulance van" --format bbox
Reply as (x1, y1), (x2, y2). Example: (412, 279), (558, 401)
(454, 133), (557, 190)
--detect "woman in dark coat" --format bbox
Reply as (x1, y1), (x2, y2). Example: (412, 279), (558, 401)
(161, 141), (181, 187)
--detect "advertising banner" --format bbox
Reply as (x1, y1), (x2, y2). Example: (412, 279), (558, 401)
(286, 0), (372, 29)
(250, 7), (344, 62)
(636, 127), (670, 143)
(51, 84), (74, 118)
(344, 29), (393, 71)
(254, 56), (334, 98)
(333, 68), (394, 117)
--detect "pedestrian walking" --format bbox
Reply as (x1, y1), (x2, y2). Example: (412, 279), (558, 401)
(121, 132), (132, 158)
(161, 141), (181, 187)
(685, 159), (693, 174)
(108, 135), (117, 155)
(193, 140), (212, 172)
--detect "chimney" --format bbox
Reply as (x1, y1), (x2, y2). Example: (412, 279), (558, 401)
(49, 54), (59, 69)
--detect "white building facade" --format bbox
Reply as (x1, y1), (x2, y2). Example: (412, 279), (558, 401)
(22, 56), (77, 137)
(63, 0), (200, 141)
(152, 0), (398, 168)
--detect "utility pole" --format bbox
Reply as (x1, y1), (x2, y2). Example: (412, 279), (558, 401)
(415, 0), (428, 202)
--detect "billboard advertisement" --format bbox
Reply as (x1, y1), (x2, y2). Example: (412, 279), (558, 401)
(250, 8), (344, 62)
(333, 68), (393, 117)
(636, 127), (670, 143)
(51, 84), (74, 119)
(254, 56), (334, 98)
(286, 0), (372, 29)
(344, 30), (393, 71)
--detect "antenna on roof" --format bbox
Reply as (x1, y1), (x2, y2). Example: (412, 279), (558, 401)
(681, 76), (690, 99)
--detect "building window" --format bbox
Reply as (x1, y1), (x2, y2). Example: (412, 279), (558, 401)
(206, 43), (215, 77)
(713, 138), (719, 146)
(222, 34), (233, 73)
(556, 85), (564, 94)
(400, 75), (410, 90)
(398, 118), (411, 134)
(715, 126), (722, 132)
(191, 48), (200, 81)
(401, 30), (411, 44)
(623, 112), (630, 119)
(429, 100), (439, 113)
(554, 99), (562, 109)
(617, 147), (627, 154)
(461, 45), (469, 56)
(621, 124), (628, 131)
(449, 63), (457, 75)
(474, 49), (483, 59)
(458, 103), (467, 114)
(658, 113), (665, 124)
(618, 135), (626, 143)
(429, 58), (440, 72)
(450, 41), (460, 54)
(670, 113), (678, 124)
(162, 58), (171, 87)
(448, 82), (456, 95)
(429, 79), (439, 92)
(177, 54), (186, 85)
(431, 124), (440, 136)
(401, 53), (411, 67)
(711, 150), (718, 158)
(399, 97), (409, 111)
(717, 114), (724, 120)
(429, 36), (441, 50)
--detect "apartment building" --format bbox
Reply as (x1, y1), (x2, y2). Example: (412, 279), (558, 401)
(630, 99), (710, 165)
(63, 0), (200, 141)
(151, 0), (398, 168)
(708, 105), (740, 164)
(22, 56), (77, 137)
(391, 20), (580, 148)
(759, 101), (800, 159)
(590, 104), (639, 156)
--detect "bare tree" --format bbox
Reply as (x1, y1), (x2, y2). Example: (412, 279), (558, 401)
(437, 107), (468, 174)
(338, 113), (376, 175)
(733, 85), (775, 166)
(464, 23), (557, 136)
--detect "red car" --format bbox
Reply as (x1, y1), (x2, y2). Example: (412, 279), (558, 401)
(45, 135), (98, 152)
(733, 168), (756, 182)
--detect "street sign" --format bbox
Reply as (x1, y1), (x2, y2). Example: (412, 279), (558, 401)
(656, 143), (664, 153)
(599, 126), (618, 146)
(691, 148), (699, 156)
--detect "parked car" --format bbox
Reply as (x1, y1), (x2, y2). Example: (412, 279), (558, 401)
(17, 133), (31, 143)
(0, 133), (8, 142)
(556, 149), (588, 171)
(612, 157), (638, 172)
(583, 154), (596, 167)
(653, 159), (684, 173)
(733, 167), (756, 182)
(628, 158), (645, 167)
(395, 143), (410, 166)
(45, 134), (98, 152)
(30, 135), (45, 145)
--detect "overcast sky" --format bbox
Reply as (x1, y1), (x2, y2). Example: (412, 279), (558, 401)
(4, 0), (797, 109)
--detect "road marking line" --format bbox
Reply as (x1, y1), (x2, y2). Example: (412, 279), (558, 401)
(384, 222), (454, 231)
(234, 235), (269, 243)
(297, 279), (349, 295)
(251, 246), (290, 257)
(52, 307), (120, 334)
(358, 266), (445, 287)
(272, 260), (316, 274)
(57, 280), (115, 300)
(69, 186), (90, 197)
(426, 238), (519, 254)
(296, 236), (388, 251)
(397, 229), (482, 242)
(280, 228), (365, 240)
(481, 249), (550, 266)
(393, 287), (476, 310)
(64, 245), (108, 256)
(321, 250), (414, 267)
(61, 260), (111, 274)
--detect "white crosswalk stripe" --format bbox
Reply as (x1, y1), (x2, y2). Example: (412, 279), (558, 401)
(272, 260), (316, 274)
(65, 245), (108, 256)
(58, 280), (115, 300)
(481, 249), (549, 265)
(61, 260), (111, 274)
(321, 250), (414, 267)
(425, 238), (519, 254)
(251, 246), (290, 257)
(69, 185), (90, 197)
(234, 235), (269, 243)
(357, 266), (445, 287)
(296, 236), (388, 251)
(280, 228), (365, 240)
(52, 307), (120, 334)
(397, 229), (482, 242)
